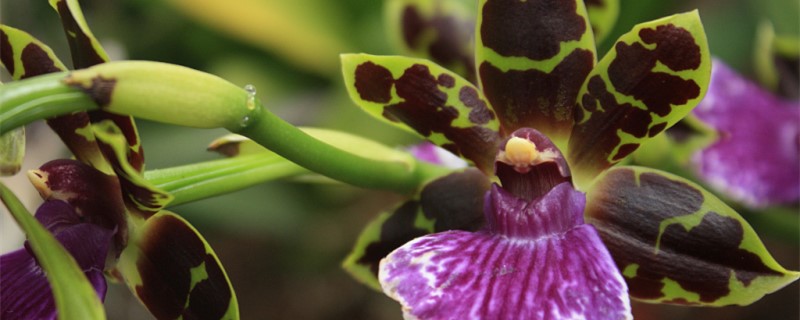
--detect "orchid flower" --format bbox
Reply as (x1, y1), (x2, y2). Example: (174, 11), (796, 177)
(338, 0), (799, 318)
(689, 59), (799, 208)
(0, 1), (237, 319)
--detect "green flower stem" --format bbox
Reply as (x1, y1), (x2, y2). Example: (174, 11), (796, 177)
(0, 72), (94, 135)
(235, 108), (449, 194)
(0, 63), (451, 194)
(145, 154), (308, 206)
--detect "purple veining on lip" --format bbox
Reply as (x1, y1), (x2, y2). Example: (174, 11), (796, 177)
(408, 141), (468, 168)
(1, 200), (113, 320)
(692, 59), (800, 207)
(379, 182), (631, 320)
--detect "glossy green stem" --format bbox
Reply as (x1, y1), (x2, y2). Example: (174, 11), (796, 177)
(0, 72), (93, 135)
(145, 154), (308, 206)
(235, 106), (449, 194)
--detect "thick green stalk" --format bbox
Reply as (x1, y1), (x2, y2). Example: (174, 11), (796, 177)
(0, 72), (93, 135)
(0, 61), (451, 194)
(146, 154), (308, 206)
(235, 109), (448, 194)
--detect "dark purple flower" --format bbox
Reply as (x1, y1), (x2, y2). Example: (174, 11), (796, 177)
(1, 159), (127, 319)
(1, 200), (114, 320)
(691, 59), (800, 207)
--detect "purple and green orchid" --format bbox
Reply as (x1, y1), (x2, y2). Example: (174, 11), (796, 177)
(338, 0), (799, 318)
(0, 0), (798, 319)
(0, 1), (237, 319)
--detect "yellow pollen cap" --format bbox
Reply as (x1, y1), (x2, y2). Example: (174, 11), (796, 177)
(505, 137), (538, 166)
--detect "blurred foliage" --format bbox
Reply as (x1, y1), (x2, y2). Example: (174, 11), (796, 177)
(1, 0), (797, 319)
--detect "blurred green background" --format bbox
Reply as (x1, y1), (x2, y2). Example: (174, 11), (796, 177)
(0, 0), (797, 319)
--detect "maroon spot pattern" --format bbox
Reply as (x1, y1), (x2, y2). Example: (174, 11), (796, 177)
(356, 62), (500, 172)
(586, 169), (781, 303)
(569, 76), (653, 174)
(0, 30), (14, 75)
(20, 44), (61, 79)
(55, 0), (105, 68)
(354, 61), (394, 103)
(183, 255), (233, 319)
(458, 86), (495, 125)
(401, 5), (476, 82)
(481, 0), (586, 60)
(136, 215), (231, 319)
(479, 49), (594, 137)
(608, 24), (701, 117)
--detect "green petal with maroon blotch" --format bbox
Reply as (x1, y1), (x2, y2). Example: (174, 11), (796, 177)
(342, 54), (502, 173)
(343, 168), (489, 290)
(475, 0), (596, 147)
(117, 211), (238, 320)
(0, 25), (110, 172)
(49, 0), (110, 67)
(0, 25), (67, 79)
(385, 0), (477, 82)
(584, 0), (619, 44)
(568, 11), (711, 189)
(585, 166), (800, 306)
(50, 0), (146, 172)
(92, 120), (172, 219)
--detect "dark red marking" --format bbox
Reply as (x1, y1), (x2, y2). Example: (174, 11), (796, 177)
(66, 75), (117, 107)
(183, 255), (232, 319)
(569, 76), (653, 173)
(0, 30), (14, 75)
(774, 55), (799, 99)
(480, 49), (594, 137)
(354, 62), (394, 103)
(402, 5), (476, 82)
(587, 170), (781, 303)
(358, 201), (427, 276)
(438, 73), (455, 88)
(20, 44), (61, 79)
(458, 86), (495, 125)
(648, 122), (667, 137)
(384, 64), (501, 172)
(136, 215), (206, 319)
(481, 0), (586, 60)
(55, 0), (105, 68)
(612, 143), (639, 161)
(639, 25), (702, 71)
(608, 25), (701, 117)
(420, 168), (490, 231)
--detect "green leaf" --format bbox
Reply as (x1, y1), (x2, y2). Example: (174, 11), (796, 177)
(475, 0), (596, 147)
(754, 21), (800, 99)
(585, 166), (800, 306)
(92, 120), (172, 219)
(568, 10), (711, 188)
(0, 183), (106, 320)
(117, 211), (239, 319)
(341, 53), (501, 173)
(585, 0), (619, 45)
(385, 0), (477, 82)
